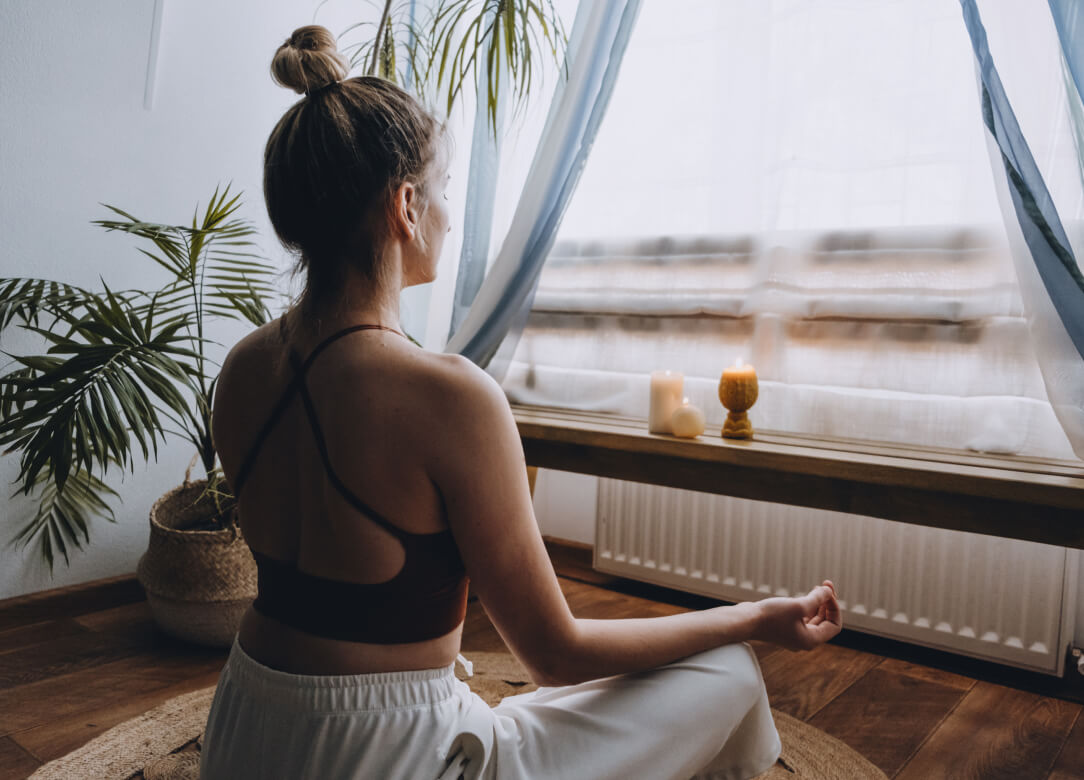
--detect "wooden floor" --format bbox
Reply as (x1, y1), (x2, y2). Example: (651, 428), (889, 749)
(1, 567), (1083, 779)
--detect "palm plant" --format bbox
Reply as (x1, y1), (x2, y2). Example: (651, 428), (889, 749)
(0, 186), (277, 568)
(334, 0), (568, 131)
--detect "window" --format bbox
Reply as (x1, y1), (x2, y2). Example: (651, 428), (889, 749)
(500, 0), (1076, 458)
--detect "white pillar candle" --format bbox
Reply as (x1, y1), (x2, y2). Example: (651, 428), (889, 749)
(648, 370), (684, 434)
(671, 398), (706, 438)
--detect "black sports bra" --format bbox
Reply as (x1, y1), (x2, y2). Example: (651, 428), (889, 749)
(230, 320), (468, 644)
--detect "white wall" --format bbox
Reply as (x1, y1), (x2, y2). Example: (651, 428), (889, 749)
(0, 0), (480, 599)
(532, 469), (596, 546)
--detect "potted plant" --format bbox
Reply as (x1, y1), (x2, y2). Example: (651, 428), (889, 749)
(0, 186), (277, 646)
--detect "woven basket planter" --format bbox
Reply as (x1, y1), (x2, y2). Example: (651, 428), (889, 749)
(137, 480), (256, 647)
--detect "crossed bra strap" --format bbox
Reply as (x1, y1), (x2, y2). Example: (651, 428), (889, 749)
(229, 320), (407, 539)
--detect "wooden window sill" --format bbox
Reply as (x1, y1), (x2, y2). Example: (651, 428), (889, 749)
(512, 404), (1084, 549)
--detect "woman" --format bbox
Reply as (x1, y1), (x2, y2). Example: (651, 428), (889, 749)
(201, 25), (842, 780)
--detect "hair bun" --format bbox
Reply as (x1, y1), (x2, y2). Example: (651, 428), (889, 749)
(271, 25), (350, 95)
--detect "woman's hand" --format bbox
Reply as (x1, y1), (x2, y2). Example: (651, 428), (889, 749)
(751, 580), (841, 651)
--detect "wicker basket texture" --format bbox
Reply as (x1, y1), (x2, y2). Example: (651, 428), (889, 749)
(137, 481), (256, 647)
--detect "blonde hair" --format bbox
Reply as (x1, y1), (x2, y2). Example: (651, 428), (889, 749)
(271, 25), (349, 95)
(265, 26), (442, 310)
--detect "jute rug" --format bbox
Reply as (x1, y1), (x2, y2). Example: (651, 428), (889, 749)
(29, 652), (886, 779)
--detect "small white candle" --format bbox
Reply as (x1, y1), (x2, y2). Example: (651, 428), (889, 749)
(671, 398), (706, 438)
(649, 370), (684, 434)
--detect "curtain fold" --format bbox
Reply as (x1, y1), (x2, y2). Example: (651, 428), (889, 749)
(1048, 1), (1083, 105)
(959, 0), (1084, 457)
(445, 5), (507, 342)
(445, 0), (643, 374)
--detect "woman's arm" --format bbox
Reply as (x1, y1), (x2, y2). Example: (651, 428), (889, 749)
(427, 356), (840, 686)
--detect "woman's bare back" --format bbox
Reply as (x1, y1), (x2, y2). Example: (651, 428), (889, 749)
(212, 314), (468, 674)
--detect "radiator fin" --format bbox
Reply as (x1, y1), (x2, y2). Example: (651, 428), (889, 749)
(595, 479), (1072, 674)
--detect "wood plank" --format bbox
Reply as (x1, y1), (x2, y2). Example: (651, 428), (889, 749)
(896, 681), (1081, 780)
(4, 566), (1081, 779)
(1048, 710), (1084, 780)
(526, 405), (1084, 477)
(0, 575), (142, 632)
(11, 668), (221, 763)
(514, 405), (1084, 501)
(808, 659), (973, 777)
(74, 599), (154, 632)
(0, 648), (226, 737)
(515, 404), (1084, 481)
(759, 422), (1081, 472)
(0, 737), (39, 780)
(517, 410), (1084, 548)
(0, 617), (156, 691)
(543, 536), (595, 573)
(872, 656), (975, 691)
(755, 430), (1084, 478)
(758, 643), (882, 721)
(0, 618), (91, 656)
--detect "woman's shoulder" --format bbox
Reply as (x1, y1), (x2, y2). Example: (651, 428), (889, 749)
(405, 349), (508, 416)
(215, 321), (507, 430)
(349, 347), (513, 452)
(411, 349), (496, 390)
(216, 320), (285, 392)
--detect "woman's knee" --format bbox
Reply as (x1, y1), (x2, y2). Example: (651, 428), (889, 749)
(680, 642), (765, 708)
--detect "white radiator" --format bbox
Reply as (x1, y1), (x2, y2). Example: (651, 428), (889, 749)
(594, 478), (1079, 675)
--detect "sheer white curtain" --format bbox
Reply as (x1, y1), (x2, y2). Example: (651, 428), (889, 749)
(445, 0), (644, 369)
(965, 0), (1084, 457)
(501, 0), (1078, 459)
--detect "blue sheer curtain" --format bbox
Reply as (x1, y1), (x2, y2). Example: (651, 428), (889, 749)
(1048, 1), (1084, 198)
(445, 5), (508, 343)
(445, 0), (643, 374)
(959, 0), (1084, 457)
(1048, 2), (1083, 106)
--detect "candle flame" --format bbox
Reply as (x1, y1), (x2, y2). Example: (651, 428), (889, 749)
(682, 397), (690, 405)
(734, 357), (744, 369)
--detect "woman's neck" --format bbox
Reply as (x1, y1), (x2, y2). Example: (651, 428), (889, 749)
(301, 264), (405, 335)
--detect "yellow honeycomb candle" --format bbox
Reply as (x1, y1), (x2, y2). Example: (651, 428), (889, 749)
(719, 359), (758, 439)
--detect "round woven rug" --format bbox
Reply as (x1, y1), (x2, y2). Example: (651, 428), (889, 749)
(28, 651), (886, 780)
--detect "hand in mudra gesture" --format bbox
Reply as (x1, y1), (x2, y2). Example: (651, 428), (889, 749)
(754, 581), (841, 651)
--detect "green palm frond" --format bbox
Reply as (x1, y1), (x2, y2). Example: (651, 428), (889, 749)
(95, 185), (277, 329)
(0, 287), (201, 494)
(379, 16), (398, 79)
(10, 469), (119, 571)
(204, 247), (276, 327)
(0, 185), (278, 569)
(340, 0), (433, 90)
(0, 278), (145, 333)
(338, 0), (566, 132)
(426, 0), (567, 131)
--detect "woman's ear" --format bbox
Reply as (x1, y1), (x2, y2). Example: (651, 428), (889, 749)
(392, 181), (419, 241)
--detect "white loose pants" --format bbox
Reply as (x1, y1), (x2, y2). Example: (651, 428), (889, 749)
(200, 641), (781, 780)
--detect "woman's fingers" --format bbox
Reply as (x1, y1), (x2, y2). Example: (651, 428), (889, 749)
(808, 617), (842, 642)
(800, 585), (834, 616)
(799, 581), (843, 642)
(825, 593), (842, 625)
(767, 581), (842, 650)
(817, 580), (841, 626)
